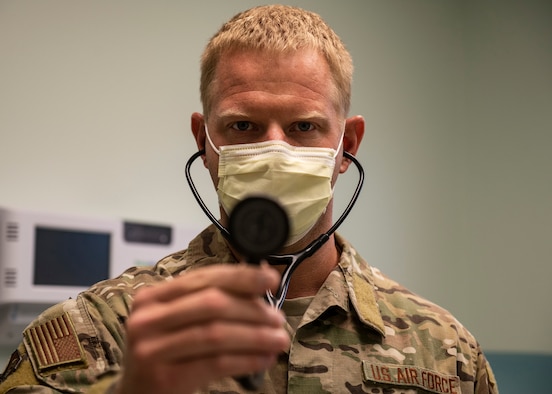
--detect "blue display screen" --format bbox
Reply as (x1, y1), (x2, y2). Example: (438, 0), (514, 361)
(34, 227), (110, 287)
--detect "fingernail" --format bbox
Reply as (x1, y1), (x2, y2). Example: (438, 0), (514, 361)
(274, 329), (290, 349)
(260, 266), (280, 288)
(269, 309), (286, 326)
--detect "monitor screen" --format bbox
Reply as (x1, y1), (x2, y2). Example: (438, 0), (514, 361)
(33, 227), (111, 287)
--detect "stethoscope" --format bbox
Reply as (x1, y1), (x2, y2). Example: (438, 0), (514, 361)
(185, 149), (364, 310)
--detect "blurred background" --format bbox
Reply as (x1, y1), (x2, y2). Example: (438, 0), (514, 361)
(1, 1), (551, 391)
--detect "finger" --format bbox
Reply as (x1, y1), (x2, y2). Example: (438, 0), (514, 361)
(174, 353), (277, 389)
(134, 264), (280, 307)
(126, 353), (278, 394)
(131, 321), (289, 366)
(129, 288), (285, 338)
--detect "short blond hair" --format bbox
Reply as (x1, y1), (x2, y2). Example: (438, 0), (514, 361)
(200, 5), (353, 118)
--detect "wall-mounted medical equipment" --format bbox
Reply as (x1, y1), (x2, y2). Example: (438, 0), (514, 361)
(0, 206), (199, 345)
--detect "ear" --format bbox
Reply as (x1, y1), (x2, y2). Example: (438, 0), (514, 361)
(339, 115), (365, 173)
(191, 112), (208, 167)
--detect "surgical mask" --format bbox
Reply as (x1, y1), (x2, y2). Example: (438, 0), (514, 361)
(206, 126), (342, 246)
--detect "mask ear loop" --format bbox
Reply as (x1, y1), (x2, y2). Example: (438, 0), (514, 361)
(204, 125), (221, 155)
(185, 149), (365, 309)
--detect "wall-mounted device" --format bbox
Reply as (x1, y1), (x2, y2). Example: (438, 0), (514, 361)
(0, 206), (199, 345)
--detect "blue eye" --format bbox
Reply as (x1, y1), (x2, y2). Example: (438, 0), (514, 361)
(295, 122), (314, 132)
(232, 121), (252, 131)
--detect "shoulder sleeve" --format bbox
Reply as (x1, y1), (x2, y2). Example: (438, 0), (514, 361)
(0, 258), (183, 393)
(0, 290), (128, 393)
(0, 343), (60, 393)
(474, 344), (499, 394)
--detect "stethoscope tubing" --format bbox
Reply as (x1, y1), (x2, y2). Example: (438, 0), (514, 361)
(185, 149), (364, 310)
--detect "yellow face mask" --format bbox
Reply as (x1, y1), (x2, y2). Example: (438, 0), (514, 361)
(206, 127), (342, 246)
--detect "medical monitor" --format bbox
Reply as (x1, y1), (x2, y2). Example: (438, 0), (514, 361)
(0, 207), (198, 305)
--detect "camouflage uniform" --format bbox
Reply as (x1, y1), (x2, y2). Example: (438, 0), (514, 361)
(0, 225), (498, 393)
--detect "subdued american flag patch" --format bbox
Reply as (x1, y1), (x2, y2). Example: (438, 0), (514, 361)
(25, 312), (87, 371)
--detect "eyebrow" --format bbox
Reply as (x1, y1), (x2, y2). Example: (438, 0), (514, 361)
(215, 110), (251, 121)
(215, 110), (330, 123)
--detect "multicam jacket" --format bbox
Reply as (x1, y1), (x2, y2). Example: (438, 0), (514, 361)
(0, 225), (498, 393)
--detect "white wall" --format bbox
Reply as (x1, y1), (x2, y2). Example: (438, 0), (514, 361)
(1, 0), (551, 366)
(457, 0), (552, 352)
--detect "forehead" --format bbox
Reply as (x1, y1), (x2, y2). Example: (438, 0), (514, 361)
(208, 48), (339, 117)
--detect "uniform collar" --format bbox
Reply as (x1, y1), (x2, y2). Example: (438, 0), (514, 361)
(333, 232), (386, 336)
(300, 233), (385, 337)
(184, 225), (238, 266)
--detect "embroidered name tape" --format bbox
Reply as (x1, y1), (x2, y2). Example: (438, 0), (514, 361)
(362, 361), (460, 394)
(25, 312), (87, 371)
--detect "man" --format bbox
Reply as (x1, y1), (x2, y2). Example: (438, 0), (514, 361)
(0, 5), (497, 394)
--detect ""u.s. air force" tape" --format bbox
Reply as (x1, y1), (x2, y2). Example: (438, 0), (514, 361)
(362, 361), (461, 394)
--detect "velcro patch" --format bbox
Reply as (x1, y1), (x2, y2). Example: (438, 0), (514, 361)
(362, 361), (461, 394)
(25, 312), (87, 371)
